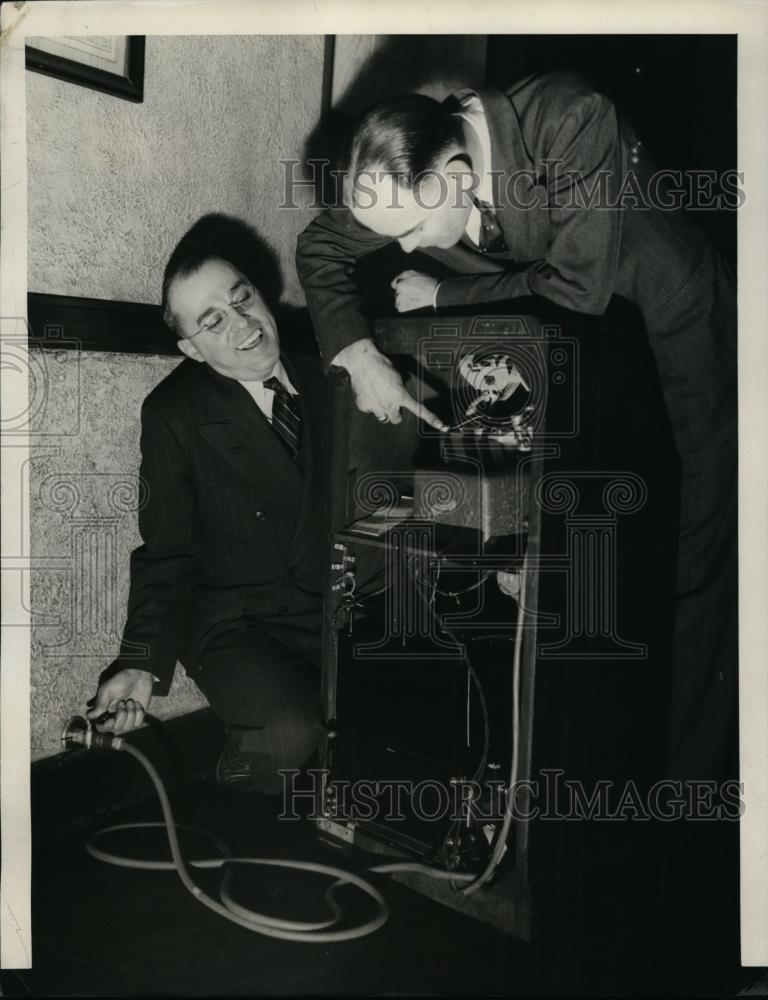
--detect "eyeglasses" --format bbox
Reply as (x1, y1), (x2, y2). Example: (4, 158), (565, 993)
(184, 284), (258, 340)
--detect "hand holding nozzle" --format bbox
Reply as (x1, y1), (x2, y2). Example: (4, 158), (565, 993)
(62, 715), (124, 751)
(87, 668), (154, 734)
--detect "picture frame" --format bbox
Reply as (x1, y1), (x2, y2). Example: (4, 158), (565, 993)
(25, 35), (145, 103)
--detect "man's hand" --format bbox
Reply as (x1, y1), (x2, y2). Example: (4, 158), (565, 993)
(391, 270), (439, 313)
(86, 668), (154, 734)
(332, 338), (447, 430)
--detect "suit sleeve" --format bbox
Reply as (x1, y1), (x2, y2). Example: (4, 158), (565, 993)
(296, 208), (394, 367)
(112, 397), (200, 695)
(435, 89), (624, 315)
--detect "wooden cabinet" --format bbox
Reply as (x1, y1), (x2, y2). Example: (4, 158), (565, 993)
(316, 309), (678, 981)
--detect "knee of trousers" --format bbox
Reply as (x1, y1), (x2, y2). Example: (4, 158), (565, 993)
(231, 705), (325, 772)
(269, 712), (325, 771)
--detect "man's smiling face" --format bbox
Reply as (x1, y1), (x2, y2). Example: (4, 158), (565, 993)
(171, 257), (280, 381)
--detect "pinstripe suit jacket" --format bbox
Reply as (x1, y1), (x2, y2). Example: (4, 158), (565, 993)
(296, 72), (736, 461)
(114, 352), (328, 694)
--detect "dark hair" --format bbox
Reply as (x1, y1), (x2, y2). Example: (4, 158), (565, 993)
(343, 93), (464, 189)
(161, 213), (282, 335)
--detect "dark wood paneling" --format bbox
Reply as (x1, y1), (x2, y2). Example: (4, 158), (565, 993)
(27, 292), (178, 356)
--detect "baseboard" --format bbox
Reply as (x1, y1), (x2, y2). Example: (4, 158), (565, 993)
(32, 709), (224, 845)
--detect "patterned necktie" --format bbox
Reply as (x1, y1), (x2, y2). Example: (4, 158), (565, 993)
(263, 376), (301, 458)
(473, 196), (509, 254)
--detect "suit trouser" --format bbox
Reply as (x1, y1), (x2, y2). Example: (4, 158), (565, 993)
(180, 609), (325, 794)
(667, 441), (738, 783)
(642, 247), (739, 784)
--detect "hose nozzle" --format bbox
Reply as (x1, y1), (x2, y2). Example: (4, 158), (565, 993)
(61, 715), (123, 751)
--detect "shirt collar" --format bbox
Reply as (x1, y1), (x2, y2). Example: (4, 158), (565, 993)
(263, 358), (296, 394)
(452, 90), (494, 202)
(236, 357), (297, 405)
(451, 90), (494, 244)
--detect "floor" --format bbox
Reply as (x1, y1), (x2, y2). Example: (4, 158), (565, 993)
(6, 758), (764, 998)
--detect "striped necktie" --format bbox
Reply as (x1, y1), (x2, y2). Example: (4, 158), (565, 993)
(263, 376), (301, 459)
(472, 196), (509, 254)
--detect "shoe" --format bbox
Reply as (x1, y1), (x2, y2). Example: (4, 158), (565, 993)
(215, 730), (279, 796)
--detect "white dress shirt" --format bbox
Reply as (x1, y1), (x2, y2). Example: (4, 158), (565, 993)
(452, 90), (496, 247)
(432, 91), (495, 309)
(237, 358), (298, 421)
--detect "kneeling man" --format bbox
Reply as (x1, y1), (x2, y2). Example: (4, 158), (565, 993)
(88, 214), (327, 795)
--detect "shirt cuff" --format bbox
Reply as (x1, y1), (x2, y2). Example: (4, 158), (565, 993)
(432, 279), (443, 312)
(329, 338), (374, 371)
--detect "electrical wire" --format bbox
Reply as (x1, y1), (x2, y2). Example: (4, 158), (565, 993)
(400, 558), (495, 887)
(368, 862), (474, 883)
(406, 557), (491, 787)
(460, 552), (528, 896)
(404, 550), (527, 893)
(328, 537), (522, 892)
(329, 562), (391, 630)
(419, 565), (492, 600)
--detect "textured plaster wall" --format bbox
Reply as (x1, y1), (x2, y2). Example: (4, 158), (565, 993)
(27, 36), (325, 758)
(29, 351), (211, 760)
(27, 35), (325, 304)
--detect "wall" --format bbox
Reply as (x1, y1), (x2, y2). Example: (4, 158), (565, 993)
(27, 35), (325, 758)
(27, 34), (324, 304)
(29, 351), (206, 759)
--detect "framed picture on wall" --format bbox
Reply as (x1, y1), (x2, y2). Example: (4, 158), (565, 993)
(25, 35), (145, 103)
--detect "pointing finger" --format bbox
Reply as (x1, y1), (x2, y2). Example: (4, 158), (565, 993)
(400, 395), (448, 432)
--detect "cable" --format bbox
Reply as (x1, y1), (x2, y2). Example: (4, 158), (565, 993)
(329, 546), (518, 891)
(68, 530), (528, 930)
(405, 557), (491, 787)
(406, 549), (527, 894)
(356, 578), (392, 602)
(460, 552), (528, 896)
(71, 733), (487, 941)
(368, 862), (474, 883)
(80, 739), (389, 943)
(401, 560), (494, 886)
(414, 562), (492, 600)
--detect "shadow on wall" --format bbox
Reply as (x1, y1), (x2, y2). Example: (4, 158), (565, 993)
(302, 35), (489, 202)
(300, 35), (492, 310)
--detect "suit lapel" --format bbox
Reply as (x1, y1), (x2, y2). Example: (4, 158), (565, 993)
(474, 86), (549, 260)
(197, 366), (304, 501)
(281, 353), (327, 553)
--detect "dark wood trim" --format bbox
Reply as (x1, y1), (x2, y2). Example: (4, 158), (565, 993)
(27, 291), (179, 356)
(26, 36), (145, 103)
(321, 35), (336, 115)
